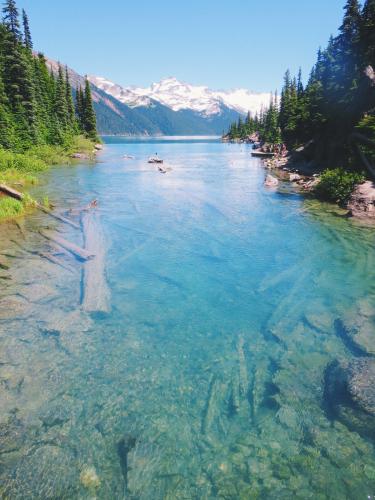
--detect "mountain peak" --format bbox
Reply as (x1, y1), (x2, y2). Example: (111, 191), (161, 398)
(89, 75), (271, 117)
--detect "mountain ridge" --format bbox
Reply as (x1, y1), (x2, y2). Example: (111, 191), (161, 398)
(46, 58), (267, 135)
(89, 75), (271, 117)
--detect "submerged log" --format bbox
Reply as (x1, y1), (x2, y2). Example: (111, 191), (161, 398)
(202, 375), (220, 435)
(40, 230), (94, 261)
(237, 336), (249, 398)
(39, 207), (80, 229)
(81, 211), (110, 313)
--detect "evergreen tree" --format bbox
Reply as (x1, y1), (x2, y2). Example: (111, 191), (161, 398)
(65, 67), (75, 124)
(22, 8), (32, 50)
(361, 0), (375, 66)
(82, 78), (97, 140)
(76, 85), (84, 130)
(2, 0), (20, 39)
(54, 64), (68, 128)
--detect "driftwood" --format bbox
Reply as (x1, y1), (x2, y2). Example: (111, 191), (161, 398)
(81, 211), (110, 313)
(40, 230), (94, 261)
(0, 183), (24, 200)
(0, 183), (79, 229)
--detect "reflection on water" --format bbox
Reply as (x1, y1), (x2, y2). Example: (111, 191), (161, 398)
(0, 140), (375, 498)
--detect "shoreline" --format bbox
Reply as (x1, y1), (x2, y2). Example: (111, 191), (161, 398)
(0, 138), (102, 222)
(259, 153), (375, 222)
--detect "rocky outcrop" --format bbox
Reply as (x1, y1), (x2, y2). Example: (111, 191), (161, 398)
(325, 358), (375, 438)
(347, 181), (375, 218)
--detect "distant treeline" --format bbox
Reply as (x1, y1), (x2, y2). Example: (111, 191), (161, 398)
(227, 95), (281, 145)
(227, 0), (375, 169)
(0, 0), (98, 152)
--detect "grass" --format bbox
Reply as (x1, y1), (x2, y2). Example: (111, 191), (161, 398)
(0, 196), (36, 220)
(0, 135), (97, 221)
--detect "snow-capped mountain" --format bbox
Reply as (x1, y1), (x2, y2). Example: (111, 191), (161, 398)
(89, 76), (270, 117)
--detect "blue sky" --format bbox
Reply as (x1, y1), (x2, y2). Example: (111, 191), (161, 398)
(18, 0), (348, 92)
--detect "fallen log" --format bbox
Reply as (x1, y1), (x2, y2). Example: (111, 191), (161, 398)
(39, 207), (80, 229)
(40, 230), (94, 261)
(0, 183), (79, 229)
(0, 183), (23, 200)
(81, 211), (110, 313)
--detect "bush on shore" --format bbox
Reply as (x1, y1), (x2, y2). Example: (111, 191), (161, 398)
(315, 168), (365, 205)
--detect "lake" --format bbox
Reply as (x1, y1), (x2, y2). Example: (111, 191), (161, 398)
(0, 137), (375, 498)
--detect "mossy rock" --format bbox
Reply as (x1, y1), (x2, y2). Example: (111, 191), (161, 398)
(341, 300), (375, 355)
(324, 358), (375, 438)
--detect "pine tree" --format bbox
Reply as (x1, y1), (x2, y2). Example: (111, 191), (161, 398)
(361, 0), (375, 66)
(65, 67), (75, 125)
(54, 64), (68, 126)
(22, 8), (32, 50)
(2, 0), (20, 39)
(76, 85), (84, 130)
(82, 78), (97, 140)
(297, 68), (304, 97)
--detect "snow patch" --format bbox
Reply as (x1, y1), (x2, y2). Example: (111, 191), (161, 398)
(88, 75), (271, 117)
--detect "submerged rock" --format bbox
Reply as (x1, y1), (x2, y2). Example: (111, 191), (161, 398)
(340, 299), (375, 356)
(347, 181), (375, 218)
(264, 175), (279, 187)
(324, 358), (375, 438)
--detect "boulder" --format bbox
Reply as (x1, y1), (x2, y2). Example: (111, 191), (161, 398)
(289, 173), (301, 182)
(71, 153), (89, 160)
(347, 181), (375, 218)
(94, 144), (103, 151)
(264, 174), (279, 187)
(324, 358), (375, 438)
(341, 299), (375, 355)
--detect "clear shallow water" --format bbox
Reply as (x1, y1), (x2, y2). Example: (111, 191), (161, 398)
(1, 140), (375, 498)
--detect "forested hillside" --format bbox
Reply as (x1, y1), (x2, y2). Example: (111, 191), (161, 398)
(0, 0), (98, 151)
(227, 0), (375, 175)
(279, 0), (375, 169)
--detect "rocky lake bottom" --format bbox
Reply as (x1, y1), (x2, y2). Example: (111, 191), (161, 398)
(0, 138), (375, 498)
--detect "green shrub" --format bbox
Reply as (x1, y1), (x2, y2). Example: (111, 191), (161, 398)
(315, 168), (365, 205)
(0, 148), (47, 173)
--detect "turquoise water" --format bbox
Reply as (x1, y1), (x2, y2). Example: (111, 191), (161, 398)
(1, 139), (375, 498)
